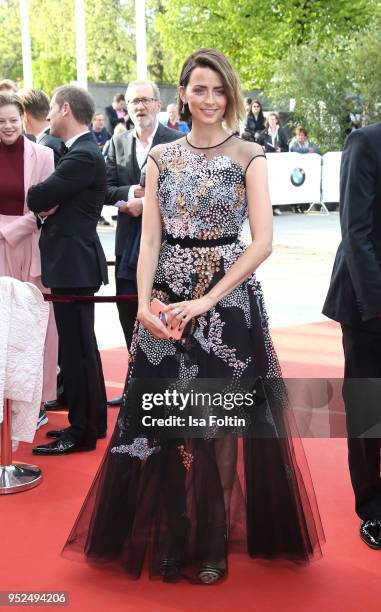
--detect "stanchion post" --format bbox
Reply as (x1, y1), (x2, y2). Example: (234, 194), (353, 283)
(0, 399), (12, 467)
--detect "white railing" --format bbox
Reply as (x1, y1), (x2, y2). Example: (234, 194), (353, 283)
(266, 151), (342, 213)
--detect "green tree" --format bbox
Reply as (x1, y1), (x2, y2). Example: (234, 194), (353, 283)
(265, 33), (352, 152)
(29, 0), (136, 93)
(85, 0), (135, 83)
(350, 22), (381, 124)
(0, 0), (137, 93)
(29, 0), (76, 93)
(0, 0), (23, 83)
(265, 18), (381, 152)
(152, 0), (380, 87)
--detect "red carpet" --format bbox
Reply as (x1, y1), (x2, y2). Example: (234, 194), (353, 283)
(2, 321), (381, 611)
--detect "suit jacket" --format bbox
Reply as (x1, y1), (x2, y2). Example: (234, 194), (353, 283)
(261, 127), (289, 153)
(27, 133), (108, 289)
(36, 127), (63, 167)
(106, 122), (182, 257)
(0, 136), (54, 279)
(323, 122), (381, 326)
(104, 105), (127, 135)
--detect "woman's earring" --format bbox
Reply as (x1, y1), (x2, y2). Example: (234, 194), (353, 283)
(181, 103), (186, 114)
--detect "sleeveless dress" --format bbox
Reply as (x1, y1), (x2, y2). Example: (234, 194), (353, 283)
(63, 135), (324, 581)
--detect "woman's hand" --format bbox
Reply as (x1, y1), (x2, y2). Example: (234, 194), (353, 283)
(39, 205), (60, 217)
(162, 295), (215, 332)
(137, 307), (172, 340)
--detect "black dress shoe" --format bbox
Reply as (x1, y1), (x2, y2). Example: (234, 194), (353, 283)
(32, 437), (96, 455)
(106, 395), (122, 407)
(46, 428), (106, 440)
(360, 519), (381, 549)
(44, 399), (67, 411)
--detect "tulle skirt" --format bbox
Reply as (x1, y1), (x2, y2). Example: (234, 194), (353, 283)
(62, 266), (324, 582)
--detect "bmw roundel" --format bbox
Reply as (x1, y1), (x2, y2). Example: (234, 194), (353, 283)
(290, 167), (306, 186)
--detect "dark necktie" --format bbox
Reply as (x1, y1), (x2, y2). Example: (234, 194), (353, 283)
(59, 142), (68, 156)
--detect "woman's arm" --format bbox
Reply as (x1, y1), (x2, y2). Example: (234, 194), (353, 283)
(136, 156), (171, 339)
(164, 155), (273, 330)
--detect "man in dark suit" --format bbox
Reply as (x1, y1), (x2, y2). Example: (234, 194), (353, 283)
(323, 122), (381, 548)
(27, 85), (108, 455)
(106, 80), (182, 406)
(104, 93), (131, 135)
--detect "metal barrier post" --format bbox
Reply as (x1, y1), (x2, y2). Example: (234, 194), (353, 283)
(0, 399), (43, 494)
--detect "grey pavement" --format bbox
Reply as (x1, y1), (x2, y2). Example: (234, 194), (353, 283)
(95, 210), (341, 350)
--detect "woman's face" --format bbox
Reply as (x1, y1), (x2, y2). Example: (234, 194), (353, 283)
(268, 114), (277, 130)
(0, 104), (22, 145)
(180, 67), (227, 127)
(251, 102), (261, 115)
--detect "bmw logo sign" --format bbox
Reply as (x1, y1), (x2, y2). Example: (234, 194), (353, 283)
(290, 167), (306, 186)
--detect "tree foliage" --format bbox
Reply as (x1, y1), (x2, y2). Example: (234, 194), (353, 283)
(0, 0), (136, 93)
(265, 19), (381, 152)
(0, 0), (23, 82)
(0, 0), (380, 138)
(151, 0), (380, 88)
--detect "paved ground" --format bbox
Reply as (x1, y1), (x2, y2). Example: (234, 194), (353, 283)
(95, 210), (341, 349)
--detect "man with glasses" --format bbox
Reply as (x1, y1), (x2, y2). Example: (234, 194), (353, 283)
(106, 80), (182, 406)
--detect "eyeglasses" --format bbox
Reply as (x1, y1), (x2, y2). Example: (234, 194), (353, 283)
(128, 97), (157, 107)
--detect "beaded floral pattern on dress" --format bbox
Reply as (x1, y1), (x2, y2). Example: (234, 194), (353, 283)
(113, 137), (281, 457)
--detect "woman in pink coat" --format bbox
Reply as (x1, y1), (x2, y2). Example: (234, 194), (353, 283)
(0, 92), (58, 428)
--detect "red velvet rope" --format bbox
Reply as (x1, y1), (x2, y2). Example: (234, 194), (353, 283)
(42, 260), (138, 303)
(43, 294), (138, 303)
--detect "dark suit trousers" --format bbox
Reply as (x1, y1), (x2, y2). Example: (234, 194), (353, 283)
(52, 287), (107, 446)
(115, 256), (138, 350)
(342, 323), (381, 520)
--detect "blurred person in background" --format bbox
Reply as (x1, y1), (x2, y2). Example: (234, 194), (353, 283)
(260, 112), (288, 215)
(0, 79), (17, 93)
(289, 125), (320, 154)
(19, 87), (62, 166)
(164, 103), (189, 133)
(104, 93), (132, 134)
(243, 99), (265, 143)
(91, 112), (110, 152)
(102, 121), (127, 160)
(261, 112), (288, 153)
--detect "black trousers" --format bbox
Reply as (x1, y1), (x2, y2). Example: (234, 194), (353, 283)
(52, 287), (107, 446)
(342, 323), (381, 520)
(115, 256), (138, 350)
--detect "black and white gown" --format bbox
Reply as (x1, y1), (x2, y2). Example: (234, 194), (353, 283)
(63, 135), (324, 581)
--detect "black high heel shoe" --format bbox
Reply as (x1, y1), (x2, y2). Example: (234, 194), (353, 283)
(198, 565), (225, 584)
(160, 513), (190, 579)
(198, 525), (228, 584)
(160, 556), (182, 579)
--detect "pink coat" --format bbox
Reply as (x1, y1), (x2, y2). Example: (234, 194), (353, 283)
(0, 136), (57, 404)
(0, 136), (54, 278)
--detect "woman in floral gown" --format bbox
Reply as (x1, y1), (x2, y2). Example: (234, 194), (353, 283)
(63, 48), (324, 584)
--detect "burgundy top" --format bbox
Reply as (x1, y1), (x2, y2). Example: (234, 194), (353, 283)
(0, 135), (25, 216)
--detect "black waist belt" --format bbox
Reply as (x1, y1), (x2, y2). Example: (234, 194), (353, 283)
(166, 234), (238, 248)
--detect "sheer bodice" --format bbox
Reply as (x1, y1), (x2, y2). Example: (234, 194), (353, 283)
(149, 135), (264, 240)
